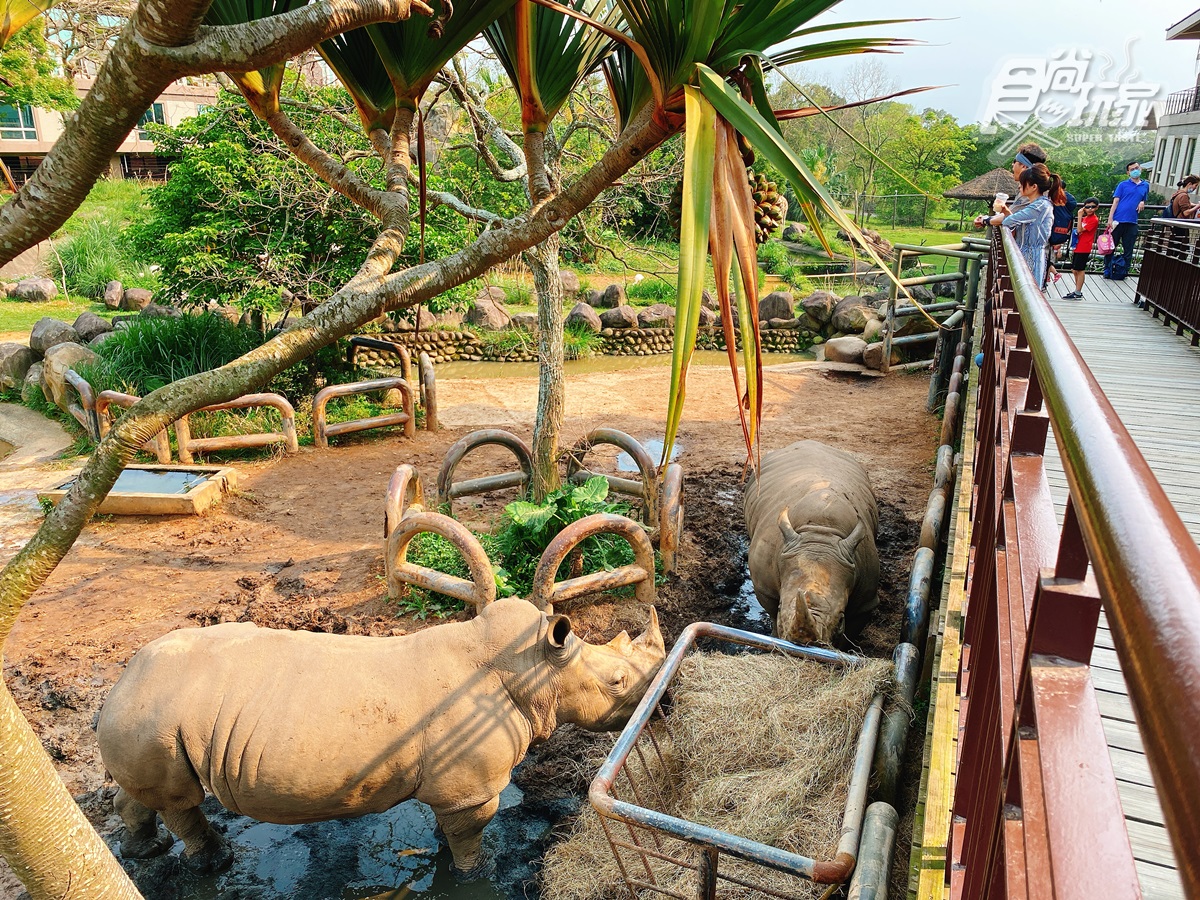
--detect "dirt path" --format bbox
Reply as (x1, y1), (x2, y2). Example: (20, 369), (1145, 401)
(0, 361), (939, 899)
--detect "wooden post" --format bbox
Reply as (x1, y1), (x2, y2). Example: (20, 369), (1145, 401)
(882, 252), (904, 374)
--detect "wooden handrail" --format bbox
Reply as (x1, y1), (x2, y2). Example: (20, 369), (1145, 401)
(999, 226), (1200, 895)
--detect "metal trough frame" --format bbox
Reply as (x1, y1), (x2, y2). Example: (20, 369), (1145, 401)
(312, 377), (416, 449)
(590, 623), (884, 899)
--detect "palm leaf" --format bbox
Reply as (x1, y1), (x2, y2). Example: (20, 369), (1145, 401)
(0, 0), (54, 49)
(601, 42), (652, 133)
(769, 36), (923, 66)
(205, 0), (310, 116)
(319, 28), (397, 131)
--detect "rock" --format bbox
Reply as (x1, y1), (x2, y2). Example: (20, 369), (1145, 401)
(701, 289), (718, 310)
(637, 304), (676, 328)
(121, 288), (153, 311)
(935, 281), (957, 298)
(510, 312), (539, 331)
(89, 331), (118, 349)
(781, 222), (807, 241)
(477, 285), (507, 305)
(758, 291), (794, 322)
(12, 277), (58, 302)
(911, 285), (935, 303)
(0, 282), (14, 298)
(29, 319), (80, 356)
(559, 271), (581, 294)
(767, 317), (802, 330)
(434, 310), (463, 329)
(41, 343), (96, 410)
(596, 284), (624, 309)
(465, 292), (510, 330)
(0, 343), (34, 392)
(22, 362), (44, 404)
(863, 340), (901, 371)
(72, 311), (112, 343)
(799, 290), (839, 328)
(863, 318), (884, 343)
(831, 296), (872, 334)
(599, 305), (639, 329)
(103, 281), (124, 308)
(699, 306), (718, 327)
(395, 307), (437, 331)
(140, 303), (182, 319)
(380, 388), (405, 409)
(584, 289), (604, 308)
(565, 302), (602, 333)
(823, 336), (868, 365)
(210, 304), (241, 324)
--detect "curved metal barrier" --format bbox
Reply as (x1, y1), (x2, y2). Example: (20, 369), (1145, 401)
(528, 513), (655, 614)
(436, 429), (533, 514)
(942, 226), (1200, 899)
(384, 464), (425, 539)
(62, 369), (99, 440)
(348, 335), (413, 384)
(418, 351), (437, 432)
(658, 462), (684, 575)
(385, 510), (496, 612)
(564, 428), (658, 523)
(175, 393), (299, 464)
(96, 390), (172, 464)
(312, 377), (415, 449)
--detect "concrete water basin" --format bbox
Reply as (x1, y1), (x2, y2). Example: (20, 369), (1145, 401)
(38, 464), (239, 516)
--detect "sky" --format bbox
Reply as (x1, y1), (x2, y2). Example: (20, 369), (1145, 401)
(795, 1), (1200, 124)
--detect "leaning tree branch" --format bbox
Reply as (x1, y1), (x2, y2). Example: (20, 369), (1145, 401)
(442, 60), (527, 182)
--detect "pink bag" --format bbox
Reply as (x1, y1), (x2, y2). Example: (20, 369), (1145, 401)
(1097, 231), (1115, 255)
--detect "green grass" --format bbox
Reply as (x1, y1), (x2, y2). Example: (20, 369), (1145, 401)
(0, 297), (117, 336)
(55, 180), (153, 239)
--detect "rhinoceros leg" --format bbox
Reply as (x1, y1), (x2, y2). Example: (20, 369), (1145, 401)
(113, 788), (174, 860)
(159, 805), (233, 874)
(435, 794), (500, 879)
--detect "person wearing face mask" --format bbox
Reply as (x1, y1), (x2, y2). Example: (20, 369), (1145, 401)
(977, 163), (1062, 288)
(1103, 161), (1150, 280)
(1169, 175), (1199, 219)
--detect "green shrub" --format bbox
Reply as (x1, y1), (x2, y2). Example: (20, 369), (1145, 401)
(757, 241), (790, 275)
(625, 277), (674, 306)
(56, 219), (157, 298)
(564, 322), (603, 359)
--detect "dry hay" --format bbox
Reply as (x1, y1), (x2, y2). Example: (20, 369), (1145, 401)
(542, 652), (894, 900)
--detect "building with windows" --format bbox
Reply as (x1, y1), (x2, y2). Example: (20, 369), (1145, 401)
(0, 78), (218, 186)
(1150, 9), (1200, 194)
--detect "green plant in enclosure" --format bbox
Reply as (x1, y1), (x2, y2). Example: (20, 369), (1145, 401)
(626, 276), (675, 304)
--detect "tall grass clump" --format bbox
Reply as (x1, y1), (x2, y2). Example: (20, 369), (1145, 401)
(55, 220), (157, 299)
(625, 277), (675, 306)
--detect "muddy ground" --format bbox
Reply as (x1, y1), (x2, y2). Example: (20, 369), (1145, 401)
(0, 361), (939, 899)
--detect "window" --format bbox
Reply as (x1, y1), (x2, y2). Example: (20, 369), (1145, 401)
(0, 105), (38, 141)
(1184, 138), (1197, 180)
(137, 103), (165, 140)
(1154, 137), (1168, 184)
(1167, 137), (1184, 187)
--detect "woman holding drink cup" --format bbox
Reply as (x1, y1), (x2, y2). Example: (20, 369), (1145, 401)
(974, 163), (1063, 288)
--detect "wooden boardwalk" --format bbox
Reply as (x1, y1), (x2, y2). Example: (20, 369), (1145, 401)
(1039, 272), (1195, 899)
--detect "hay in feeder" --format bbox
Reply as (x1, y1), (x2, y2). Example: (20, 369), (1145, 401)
(542, 652), (894, 900)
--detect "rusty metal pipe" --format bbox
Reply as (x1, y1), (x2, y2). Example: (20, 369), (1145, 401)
(419, 352), (438, 431)
(96, 390), (172, 463)
(529, 513), (655, 613)
(348, 336), (412, 384)
(565, 429), (659, 524)
(872, 641), (921, 804)
(384, 464), (424, 539)
(312, 377), (414, 448)
(175, 392), (297, 464)
(437, 429), (533, 514)
(385, 510), (496, 611)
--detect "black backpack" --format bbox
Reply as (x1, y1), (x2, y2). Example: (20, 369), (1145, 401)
(1050, 191), (1077, 246)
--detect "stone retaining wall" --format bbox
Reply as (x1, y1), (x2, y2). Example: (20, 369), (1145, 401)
(350, 324), (819, 366)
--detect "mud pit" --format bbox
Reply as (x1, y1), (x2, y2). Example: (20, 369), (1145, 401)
(0, 361), (938, 899)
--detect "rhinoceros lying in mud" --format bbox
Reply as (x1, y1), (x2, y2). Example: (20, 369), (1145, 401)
(97, 598), (665, 877)
(743, 440), (880, 645)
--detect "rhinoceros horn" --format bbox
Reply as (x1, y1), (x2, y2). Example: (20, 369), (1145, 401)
(631, 607), (664, 654)
(778, 508), (800, 544)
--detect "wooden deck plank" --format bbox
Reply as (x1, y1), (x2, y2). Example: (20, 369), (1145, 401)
(1009, 274), (1189, 898)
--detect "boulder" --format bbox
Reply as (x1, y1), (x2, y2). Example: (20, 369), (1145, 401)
(121, 288), (154, 311)
(701, 289), (718, 310)
(89, 331), (118, 349)
(935, 280), (957, 298)
(210, 304), (241, 324)
(767, 317), (801, 330)
(799, 290), (840, 328)
(831, 296), (872, 334)
(559, 271), (581, 294)
(395, 307), (437, 331)
(510, 312), (539, 331)
(434, 310), (464, 329)
(585, 289), (604, 308)
(911, 285), (935, 303)
(22, 362), (45, 405)
(599, 305), (639, 329)
(103, 281), (124, 309)
(477, 285), (507, 305)
(781, 222), (807, 241)
(637, 304), (676, 328)
(863, 341), (901, 371)
(822, 336), (867, 365)
(597, 284), (624, 309)
(72, 311), (112, 342)
(12, 277), (58, 302)
(140, 303), (183, 319)
(758, 291), (794, 323)
(565, 302), (602, 334)
(29, 318), (80, 356)
(380, 388), (405, 409)
(0, 282), (15, 298)
(699, 306), (718, 327)
(0, 343), (34, 392)
(863, 318), (884, 344)
(41, 343), (97, 410)
(465, 293), (510, 330)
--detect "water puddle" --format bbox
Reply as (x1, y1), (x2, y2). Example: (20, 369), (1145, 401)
(433, 350), (814, 380)
(56, 469), (210, 495)
(734, 575), (774, 633)
(616, 438), (680, 472)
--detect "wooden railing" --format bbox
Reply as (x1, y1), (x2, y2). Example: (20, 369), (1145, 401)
(948, 227), (1200, 898)
(1135, 218), (1200, 343)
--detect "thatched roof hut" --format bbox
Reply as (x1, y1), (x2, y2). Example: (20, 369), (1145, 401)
(943, 168), (1020, 201)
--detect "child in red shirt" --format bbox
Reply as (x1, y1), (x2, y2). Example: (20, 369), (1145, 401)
(1064, 198), (1100, 300)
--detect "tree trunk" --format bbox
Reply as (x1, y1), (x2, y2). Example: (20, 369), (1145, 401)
(0, 683), (143, 899)
(527, 234), (564, 501)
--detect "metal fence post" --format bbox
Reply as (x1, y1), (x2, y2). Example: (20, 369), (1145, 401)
(882, 252), (903, 374)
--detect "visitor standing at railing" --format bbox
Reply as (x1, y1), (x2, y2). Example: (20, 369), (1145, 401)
(1007, 143), (1047, 212)
(976, 163), (1061, 288)
(1104, 161), (1149, 280)
(1064, 198), (1100, 300)
(1169, 175), (1199, 219)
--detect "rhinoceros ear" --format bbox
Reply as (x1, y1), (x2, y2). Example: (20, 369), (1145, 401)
(778, 508), (800, 544)
(839, 521), (867, 558)
(546, 614), (574, 650)
(632, 607), (665, 655)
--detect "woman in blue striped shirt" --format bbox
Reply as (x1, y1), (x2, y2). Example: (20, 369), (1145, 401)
(977, 164), (1063, 288)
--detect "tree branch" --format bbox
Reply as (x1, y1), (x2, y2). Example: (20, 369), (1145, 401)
(441, 60), (527, 182)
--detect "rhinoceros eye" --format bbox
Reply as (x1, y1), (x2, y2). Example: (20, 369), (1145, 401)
(609, 669), (628, 691)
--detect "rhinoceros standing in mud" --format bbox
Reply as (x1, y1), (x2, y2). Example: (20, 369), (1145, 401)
(743, 440), (880, 645)
(97, 598), (665, 877)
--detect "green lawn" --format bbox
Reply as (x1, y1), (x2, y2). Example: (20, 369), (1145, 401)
(0, 297), (117, 339)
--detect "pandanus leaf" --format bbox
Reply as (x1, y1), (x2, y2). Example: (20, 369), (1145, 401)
(660, 85), (714, 469)
(319, 28), (398, 132)
(774, 84), (940, 120)
(601, 42), (652, 134)
(205, 0), (310, 117)
(0, 0), (54, 49)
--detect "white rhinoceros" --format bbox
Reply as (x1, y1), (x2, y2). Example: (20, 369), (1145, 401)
(97, 598), (665, 876)
(743, 440), (880, 644)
